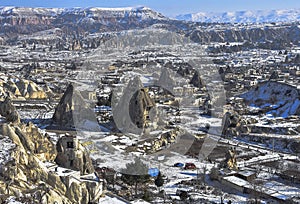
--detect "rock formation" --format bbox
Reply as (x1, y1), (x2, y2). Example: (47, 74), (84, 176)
(225, 148), (237, 170)
(55, 134), (94, 175)
(53, 83), (98, 130)
(0, 96), (20, 123)
(156, 68), (175, 93)
(129, 88), (155, 129)
(0, 121), (60, 203)
(239, 81), (300, 118)
(190, 70), (204, 89)
(3, 80), (22, 98)
(0, 77), (47, 100)
(0, 100), (102, 203)
(113, 76), (155, 134)
(16, 79), (47, 99)
(221, 111), (240, 136)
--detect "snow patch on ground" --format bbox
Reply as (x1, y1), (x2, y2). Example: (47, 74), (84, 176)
(0, 135), (15, 169)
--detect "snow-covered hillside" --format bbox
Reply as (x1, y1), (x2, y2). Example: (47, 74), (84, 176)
(176, 9), (300, 23)
(0, 135), (15, 169)
(239, 81), (300, 118)
(0, 6), (167, 34)
(0, 6), (165, 20)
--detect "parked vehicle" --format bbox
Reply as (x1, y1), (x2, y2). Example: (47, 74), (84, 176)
(148, 167), (159, 177)
(173, 162), (184, 167)
(184, 162), (196, 170)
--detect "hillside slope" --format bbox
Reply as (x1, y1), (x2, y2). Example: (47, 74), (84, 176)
(239, 81), (300, 118)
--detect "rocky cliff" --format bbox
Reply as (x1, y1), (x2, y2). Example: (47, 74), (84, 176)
(55, 135), (94, 175)
(239, 81), (300, 118)
(0, 6), (299, 49)
(188, 24), (300, 45)
(0, 99), (102, 203)
(0, 6), (166, 35)
(53, 83), (98, 130)
(0, 97), (20, 123)
(113, 76), (156, 134)
(0, 121), (63, 203)
(0, 76), (48, 100)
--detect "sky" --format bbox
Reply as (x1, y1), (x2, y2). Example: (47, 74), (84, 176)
(0, 0), (300, 16)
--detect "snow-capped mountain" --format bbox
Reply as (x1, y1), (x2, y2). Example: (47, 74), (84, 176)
(0, 6), (167, 34)
(176, 9), (300, 23)
(0, 6), (164, 19)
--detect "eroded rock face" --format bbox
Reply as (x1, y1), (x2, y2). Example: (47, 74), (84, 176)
(53, 83), (97, 130)
(225, 148), (237, 170)
(239, 81), (300, 118)
(1, 78), (47, 100)
(190, 70), (204, 89)
(0, 123), (60, 203)
(0, 119), (101, 203)
(0, 97), (20, 123)
(221, 111), (240, 136)
(3, 80), (22, 97)
(55, 135), (94, 175)
(113, 77), (156, 134)
(129, 88), (155, 129)
(156, 68), (175, 92)
(16, 79), (47, 99)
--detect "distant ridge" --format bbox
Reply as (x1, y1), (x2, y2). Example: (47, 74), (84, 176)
(0, 6), (165, 19)
(176, 9), (300, 23)
(0, 6), (167, 34)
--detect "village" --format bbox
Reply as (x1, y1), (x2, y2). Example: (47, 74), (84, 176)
(0, 7), (300, 203)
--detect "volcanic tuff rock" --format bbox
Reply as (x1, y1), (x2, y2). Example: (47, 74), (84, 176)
(190, 70), (205, 89)
(55, 135), (94, 175)
(1, 6), (300, 48)
(113, 76), (143, 134)
(188, 24), (300, 45)
(239, 81), (300, 118)
(0, 6), (166, 35)
(0, 77), (48, 100)
(0, 120), (60, 203)
(0, 102), (101, 203)
(156, 68), (176, 93)
(129, 88), (155, 129)
(53, 83), (97, 129)
(15, 79), (47, 99)
(0, 96), (20, 123)
(113, 76), (155, 134)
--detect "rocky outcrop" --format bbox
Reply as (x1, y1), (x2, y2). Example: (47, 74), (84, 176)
(3, 80), (22, 97)
(0, 6), (167, 36)
(129, 88), (155, 129)
(0, 6), (299, 52)
(0, 77), (47, 100)
(239, 81), (300, 118)
(55, 135), (94, 175)
(221, 111), (240, 136)
(113, 77), (155, 134)
(16, 79), (47, 99)
(0, 122), (60, 203)
(190, 70), (204, 89)
(156, 68), (175, 93)
(225, 148), (237, 170)
(0, 97), (20, 123)
(53, 83), (98, 130)
(188, 25), (300, 45)
(0, 102), (102, 203)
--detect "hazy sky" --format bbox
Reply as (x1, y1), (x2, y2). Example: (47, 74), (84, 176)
(1, 0), (300, 16)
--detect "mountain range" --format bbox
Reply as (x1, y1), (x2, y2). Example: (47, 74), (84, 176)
(0, 6), (168, 35)
(0, 6), (300, 47)
(176, 9), (300, 23)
